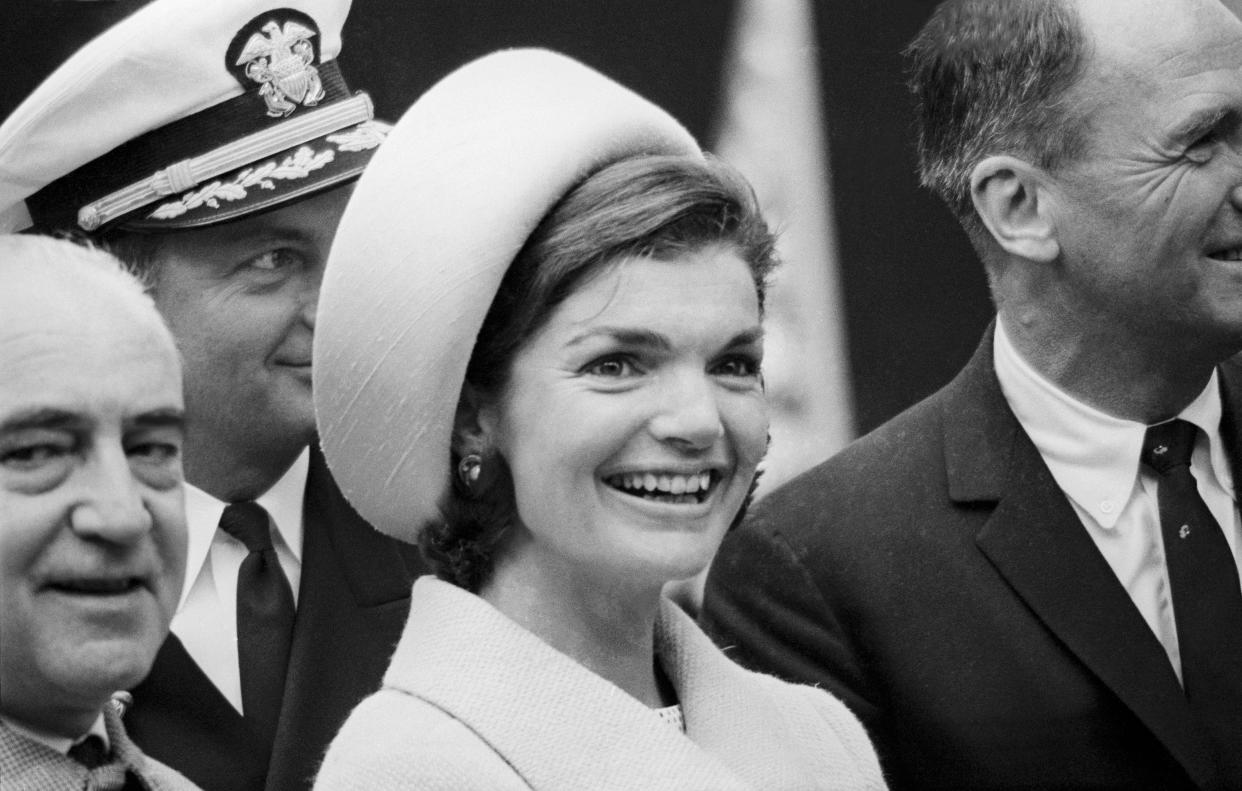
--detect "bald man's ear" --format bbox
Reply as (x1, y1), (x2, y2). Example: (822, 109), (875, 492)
(970, 155), (1060, 263)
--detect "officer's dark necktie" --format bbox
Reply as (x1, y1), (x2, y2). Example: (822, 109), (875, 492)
(1141, 419), (1242, 776)
(219, 502), (295, 749)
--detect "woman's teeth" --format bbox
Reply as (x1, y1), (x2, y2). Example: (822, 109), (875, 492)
(606, 471), (714, 502)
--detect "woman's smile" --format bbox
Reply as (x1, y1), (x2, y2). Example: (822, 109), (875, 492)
(602, 469), (721, 505)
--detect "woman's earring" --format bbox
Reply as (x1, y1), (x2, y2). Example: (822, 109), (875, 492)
(457, 453), (483, 490)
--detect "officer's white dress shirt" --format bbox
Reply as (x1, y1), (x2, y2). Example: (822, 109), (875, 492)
(169, 448), (308, 713)
(994, 320), (1242, 680)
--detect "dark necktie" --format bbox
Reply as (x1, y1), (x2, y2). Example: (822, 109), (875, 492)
(68, 736), (136, 790)
(1141, 419), (1242, 776)
(219, 501), (296, 749)
(68, 735), (108, 769)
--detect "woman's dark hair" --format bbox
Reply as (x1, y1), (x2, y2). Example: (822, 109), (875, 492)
(418, 153), (778, 591)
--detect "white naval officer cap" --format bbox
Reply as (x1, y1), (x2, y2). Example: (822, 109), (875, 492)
(0, 0), (386, 234)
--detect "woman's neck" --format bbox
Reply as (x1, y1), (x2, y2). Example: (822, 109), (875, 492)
(480, 546), (675, 708)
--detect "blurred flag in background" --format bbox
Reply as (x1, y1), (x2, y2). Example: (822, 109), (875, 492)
(715, 0), (854, 496)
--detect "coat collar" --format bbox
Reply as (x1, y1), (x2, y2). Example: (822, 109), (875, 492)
(0, 704), (180, 791)
(384, 577), (838, 790)
(945, 322), (1236, 790)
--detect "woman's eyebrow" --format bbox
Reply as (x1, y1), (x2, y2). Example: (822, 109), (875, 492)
(565, 327), (671, 351)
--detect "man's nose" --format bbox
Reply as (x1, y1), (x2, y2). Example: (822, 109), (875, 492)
(301, 277), (321, 328)
(70, 444), (152, 543)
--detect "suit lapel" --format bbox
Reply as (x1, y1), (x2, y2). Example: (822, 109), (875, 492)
(266, 446), (421, 791)
(945, 327), (1218, 789)
(1217, 358), (1242, 495)
(126, 634), (270, 791)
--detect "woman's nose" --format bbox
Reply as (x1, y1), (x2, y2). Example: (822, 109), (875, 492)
(647, 371), (725, 451)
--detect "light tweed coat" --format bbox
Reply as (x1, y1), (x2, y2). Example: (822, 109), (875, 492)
(0, 702), (199, 791)
(314, 576), (886, 791)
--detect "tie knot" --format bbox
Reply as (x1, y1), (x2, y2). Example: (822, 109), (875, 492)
(1142, 419), (1198, 474)
(68, 734), (109, 769)
(219, 502), (274, 552)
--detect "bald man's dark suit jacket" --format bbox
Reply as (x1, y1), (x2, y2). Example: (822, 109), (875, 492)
(702, 327), (1241, 791)
(124, 447), (427, 791)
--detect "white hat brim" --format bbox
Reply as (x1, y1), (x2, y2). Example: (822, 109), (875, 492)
(313, 48), (700, 540)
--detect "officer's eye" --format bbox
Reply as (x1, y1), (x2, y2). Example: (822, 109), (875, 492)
(246, 249), (303, 272)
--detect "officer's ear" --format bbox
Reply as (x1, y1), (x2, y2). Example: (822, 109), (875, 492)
(970, 155), (1060, 263)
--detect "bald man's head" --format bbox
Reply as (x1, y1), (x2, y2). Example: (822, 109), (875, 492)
(0, 235), (187, 739)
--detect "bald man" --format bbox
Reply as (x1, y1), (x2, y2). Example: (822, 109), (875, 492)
(0, 235), (197, 789)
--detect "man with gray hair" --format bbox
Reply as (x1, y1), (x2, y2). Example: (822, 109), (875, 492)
(703, 0), (1242, 788)
(0, 235), (198, 790)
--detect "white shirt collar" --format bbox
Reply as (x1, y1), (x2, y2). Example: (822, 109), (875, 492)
(994, 319), (1232, 528)
(0, 712), (107, 755)
(178, 448), (309, 609)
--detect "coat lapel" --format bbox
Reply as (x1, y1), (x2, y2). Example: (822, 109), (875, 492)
(0, 720), (91, 791)
(266, 446), (422, 791)
(126, 634), (270, 791)
(947, 327), (1219, 789)
(387, 578), (754, 790)
(657, 599), (874, 789)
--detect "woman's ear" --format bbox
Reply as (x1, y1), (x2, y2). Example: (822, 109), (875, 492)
(970, 155), (1060, 263)
(453, 382), (496, 455)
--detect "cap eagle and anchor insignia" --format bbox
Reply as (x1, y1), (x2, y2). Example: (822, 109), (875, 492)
(235, 16), (325, 117)
(4, 3), (389, 234)
(129, 8), (387, 226)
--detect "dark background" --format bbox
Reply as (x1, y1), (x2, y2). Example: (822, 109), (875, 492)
(2, 0), (990, 436)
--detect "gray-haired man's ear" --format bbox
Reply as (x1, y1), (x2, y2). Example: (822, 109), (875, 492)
(970, 155), (1060, 264)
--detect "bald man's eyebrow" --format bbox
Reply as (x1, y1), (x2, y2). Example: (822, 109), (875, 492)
(0, 407), (186, 434)
(0, 408), (84, 433)
(128, 408), (186, 431)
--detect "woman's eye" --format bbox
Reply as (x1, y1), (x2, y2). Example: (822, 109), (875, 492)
(584, 356), (636, 377)
(714, 355), (760, 378)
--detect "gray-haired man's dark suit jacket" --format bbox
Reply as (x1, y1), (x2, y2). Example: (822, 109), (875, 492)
(702, 325), (1242, 791)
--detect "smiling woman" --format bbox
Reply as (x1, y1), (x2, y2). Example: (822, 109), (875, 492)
(429, 155), (775, 596)
(311, 49), (885, 790)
